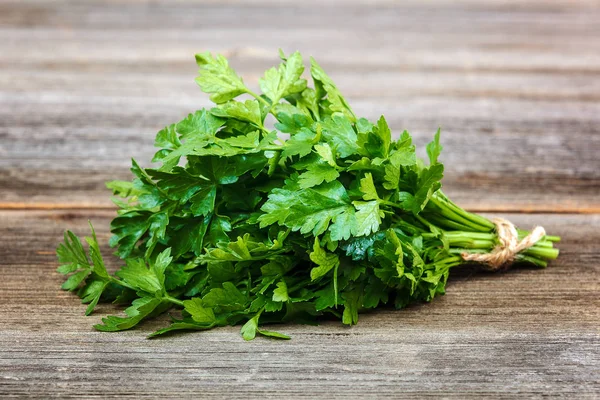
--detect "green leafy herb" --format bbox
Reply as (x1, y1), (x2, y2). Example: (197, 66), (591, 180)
(57, 51), (560, 340)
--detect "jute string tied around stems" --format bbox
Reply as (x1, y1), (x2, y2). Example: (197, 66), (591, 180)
(461, 217), (546, 270)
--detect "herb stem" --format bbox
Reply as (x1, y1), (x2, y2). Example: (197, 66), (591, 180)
(247, 89), (271, 107)
(523, 246), (560, 260)
(422, 214), (474, 231)
(165, 295), (184, 307)
(108, 275), (134, 291)
(429, 196), (490, 232)
(439, 192), (495, 230)
(380, 200), (405, 210)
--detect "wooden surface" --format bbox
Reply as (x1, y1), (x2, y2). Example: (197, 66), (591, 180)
(0, 0), (599, 398)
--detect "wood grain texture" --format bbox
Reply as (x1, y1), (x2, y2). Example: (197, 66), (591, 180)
(1, 0), (599, 398)
(1, 0), (599, 211)
(0, 210), (598, 398)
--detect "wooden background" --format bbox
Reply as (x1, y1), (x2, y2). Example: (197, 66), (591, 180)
(1, 0), (598, 398)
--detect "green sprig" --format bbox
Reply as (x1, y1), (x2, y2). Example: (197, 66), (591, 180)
(57, 50), (560, 340)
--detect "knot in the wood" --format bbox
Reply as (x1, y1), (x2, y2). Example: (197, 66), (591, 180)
(461, 217), (546, 270)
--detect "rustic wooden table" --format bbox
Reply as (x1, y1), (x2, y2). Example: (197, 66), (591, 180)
(1, 0), (599, 398)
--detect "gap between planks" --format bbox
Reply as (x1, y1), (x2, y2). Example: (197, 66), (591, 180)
(1, 202), (599, 214)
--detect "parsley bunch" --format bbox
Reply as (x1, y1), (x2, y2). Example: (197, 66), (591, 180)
(57, 51), (560, 340)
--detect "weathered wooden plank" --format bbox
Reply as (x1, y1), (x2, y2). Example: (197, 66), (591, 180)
(2, 29), (600, 74)
(1, 95), (598, 211)
(2, 0), (599, 36)
(1, 1), (599, 212)
(3, 68), (600, 103)
(1, 60), (599, 212)
(1, 0), (600, 75)
(0, 0), (598, 398)
(0, 210), (598, 397)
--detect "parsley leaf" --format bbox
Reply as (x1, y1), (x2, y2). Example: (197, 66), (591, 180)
(260, 51), (306, 104)
(195, 52), (249, 104)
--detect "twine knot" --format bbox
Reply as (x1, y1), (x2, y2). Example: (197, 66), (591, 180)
(461, 218), (546, 270)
